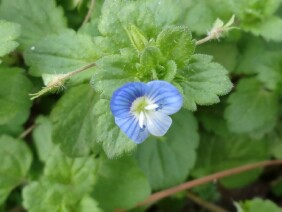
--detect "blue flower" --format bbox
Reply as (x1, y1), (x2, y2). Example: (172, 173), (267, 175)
(110, 80), (183, 143)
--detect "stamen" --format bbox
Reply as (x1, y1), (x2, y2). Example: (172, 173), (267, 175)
(144, 104), (159, 110)
(139, 111), (146, 128)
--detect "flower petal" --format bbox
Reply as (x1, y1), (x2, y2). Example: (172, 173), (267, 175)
(115, 116), (149, 144)
(146, 80), (183, 115)
(110, 82), (147, 118)
(145, 111), (172, 136)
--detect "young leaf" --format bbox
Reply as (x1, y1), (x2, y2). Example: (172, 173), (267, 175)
(0, 135), (32, 204)
(91, 53), (136, 99)
(179, 54), (233, 111)
(192, 132), (269, 189)
(92, 155), (151, 211)
(136, 109), (199, 190)
(225, 78), (279, 137)
(157, 26), (196, 69)
(0, 20), (20, 62)
(0, 0), (67, 49)
(23, 147), (97, 212)
(0, 67), (32, 125)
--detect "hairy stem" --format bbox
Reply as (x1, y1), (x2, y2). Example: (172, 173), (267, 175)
(137, 160), (282, 206)
(30, 62), (96, 100)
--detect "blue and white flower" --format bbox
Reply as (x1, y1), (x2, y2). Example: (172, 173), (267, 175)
(110, 80), (183, 143)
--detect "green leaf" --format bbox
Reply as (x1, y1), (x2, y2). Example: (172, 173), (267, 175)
(196, 102), (229, 137)
(32, 116), (55, 163)
(243, 16), (282, 42)
(91, 54), (136, 99)
(0, 67), (32, 125)
(225, 78), (279, 137)
(24, 30), (102, 81)
(235, 198), (282, 212)
(92, 155), (151, 211)
(92, 98), (137, 158)
(51, 84), (136, 158)
(179, 54), (233, 111)
(78, 196), (102, 212)
(23, 147), (97, 212)
(136, 109), (199, 190)
(0, 0), (67, 49)
(157, 26), (196, 69)
(196, 42), (239, 72)
(236, 38), (282, 90)
(51, 84), (99, 157)
(0, 135), (32, 205)
(192, 132), (269, 189)
(0, 20), (20, 62)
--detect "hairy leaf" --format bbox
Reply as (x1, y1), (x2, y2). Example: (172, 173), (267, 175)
(136, 109), (199, 190)
(179, 54), (233, 111)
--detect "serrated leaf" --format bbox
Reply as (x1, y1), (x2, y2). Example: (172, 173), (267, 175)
(92, 155), (151, 211)
(157, 26), (195, 69)
(91, 56), (136, 99)
(236, 38), (282, 90)
(0, 0), (67, 49)
(192, 132), (269, 189)
(24, 30), (102, 82)
(136, 109), (199, 190)
(225, 78), (279, 137)
(23, 147), (97, 212)
(0, 67), (32, 125)
(51, 84), (99, 157)
(0, 20), (20, 62)
(32, 116), (55, 163)
(235, 198), (282, 212)
(0, 135), (32, 205)
(179, 54), (233, 111)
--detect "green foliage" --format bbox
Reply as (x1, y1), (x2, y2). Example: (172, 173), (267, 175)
(136, 110), (199, 190)
(0, 135), (32, 205)
(92, 155), (151, 211)
(0, 20), (20, 62)
(1, 0), (282, 210)
(24, 29), (102, 83)
(192, 132), (269, 188)
(0, 67), (32, 126)
(225, 78), (279, 137)
(0, 0), (67, 49)
(235, 198), (282, 212)
(23, 147), (97, 212)
(178, 54), (233, 111)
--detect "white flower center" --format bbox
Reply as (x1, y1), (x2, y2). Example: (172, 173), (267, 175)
(130, 96), (160, 128)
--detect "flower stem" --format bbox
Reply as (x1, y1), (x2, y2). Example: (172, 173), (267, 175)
(137, 160), (282, 206)
(196, 35), (215, 45)
(29, 62), (96, 100)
